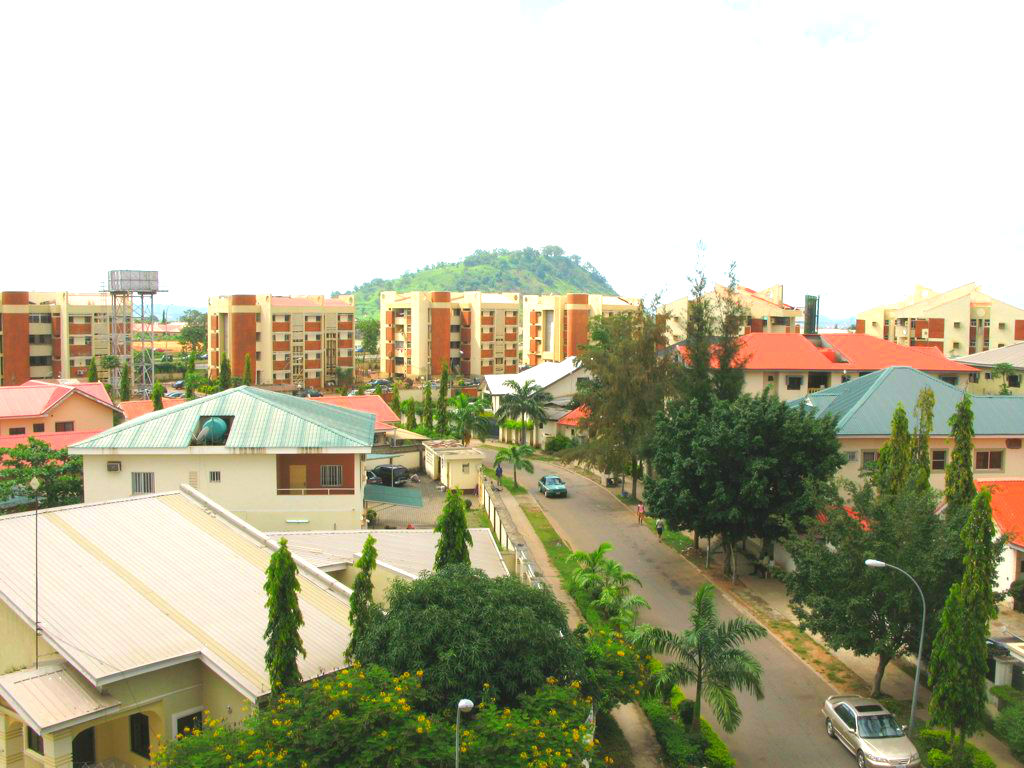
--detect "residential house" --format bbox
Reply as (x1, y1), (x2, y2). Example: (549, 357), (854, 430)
(422, 440), (484, 491)
(797, 366), (1024, 490)
(207, 294), (356, 390)
(664, 284), (802, 345)
(0, 380), (120, 437)
(958, 341), (1024, 396)
(557, 404), (590, 442)
(976, 479), (1024, 593)
(856, 283), (1024, 358)
(674, 332), (978, 402)
(379, 290), (522, 380)
(0, 487), (353, 768)
(520, 294), (639, 368)
(319, 394), (427, 472)
(120, 397), (187, 420)
(483, 356), (586, 445)
(69, 386), (377, 531)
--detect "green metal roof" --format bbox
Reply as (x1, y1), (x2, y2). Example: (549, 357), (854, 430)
(794, 366), (1024, 436)
(364, 484), (424, 508)
(70, 387), (375, 451)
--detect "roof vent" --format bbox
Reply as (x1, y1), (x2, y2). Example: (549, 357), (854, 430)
(192, 415), (232, 446)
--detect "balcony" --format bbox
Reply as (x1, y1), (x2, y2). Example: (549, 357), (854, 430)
(305, 322), (322, 332)
(305, 340), (322, 351)
(272, 322), (290, 332)
(273, 341), (290, 352)
(69, 323), (91, 334)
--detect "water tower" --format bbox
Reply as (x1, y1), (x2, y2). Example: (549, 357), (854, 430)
(106, 270), (160, 397)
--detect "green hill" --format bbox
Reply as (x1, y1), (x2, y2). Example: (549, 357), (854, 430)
(342, 246), (618, 319)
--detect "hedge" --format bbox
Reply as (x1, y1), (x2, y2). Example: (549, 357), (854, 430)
(914, 729), (997, 768)
(639, 697), (735, 768)
(994, 701), (1024, 761)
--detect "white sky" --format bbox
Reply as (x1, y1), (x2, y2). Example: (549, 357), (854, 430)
(2, 1), (1022, 318)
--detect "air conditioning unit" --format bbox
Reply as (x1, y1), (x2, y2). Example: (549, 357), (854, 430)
(106, 461), (122, 472)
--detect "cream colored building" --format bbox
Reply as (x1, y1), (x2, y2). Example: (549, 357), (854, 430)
(958, 341), (1024, 396)
(379, 291), (522, 380)
(664, 284), (802, 345)
(856, 284), (1024, 358)
(0, 380), (120, 437)
(207, 294), (356, 390)
(71, 386), (377, 532)
(521, 294), (639, 367)
(422, 440), (484, 491)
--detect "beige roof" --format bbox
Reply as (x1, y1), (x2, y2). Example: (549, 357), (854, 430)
(0, 663), (119, 734)
(0, 489), (352, 701)
(394, 427), (430, 441)
(274, 528), (509, 579)
(957, 341), (1024, 368)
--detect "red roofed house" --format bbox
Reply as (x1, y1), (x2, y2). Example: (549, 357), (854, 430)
(0, 380), (120, 437)
(557, 405), (590, 441)
(120, 397), (188, 420)
(318, 394), (399, 426)
(977, 479), (1024, 592)
(674, 332), (978, 402)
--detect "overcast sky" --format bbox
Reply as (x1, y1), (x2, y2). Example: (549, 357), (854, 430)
(2, 1), (1022, 318)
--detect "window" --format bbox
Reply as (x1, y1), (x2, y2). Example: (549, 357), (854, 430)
(861, 450), (878, 468)
(8, 427), (25, 435)
(939, 376), (958, 386)
(131, 472), (155, 495)
(1010, 375), (1022, 389)
(26, 726), (44, 755)
(130, 713), (150, 758)
(932, 450), (946, 470)
(55, 421), (74, 432)
(32, 423), (44, 433)
(176, 710), (203, 736)
(976, 451), (1004, 471)
(844, 451), (857, 464)
(835, 704), (856, 730)
(320, 465), (342, 487)
(786, 376), (803, 391)
(209, 471), (221, 483)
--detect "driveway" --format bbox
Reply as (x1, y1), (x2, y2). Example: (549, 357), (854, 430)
(482, 447), (858, 768)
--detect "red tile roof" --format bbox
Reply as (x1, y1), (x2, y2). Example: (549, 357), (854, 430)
(0, 380), (118, 420)
(0, 430), (102, 452)
(318, 395), (399, 426)
(977, 479), (1024, 548)
(674, 333), (978, 373)
(558, 405), (590, 428)
(120, 398), (187, 420)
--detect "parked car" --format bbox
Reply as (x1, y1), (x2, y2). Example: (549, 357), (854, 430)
(822, 695), (920, 768)
(197, 353), (208, 360)
(293, 388), (323, 398)
(165, 391), (185, 399)
(370, 464), (410, 487)
(172, 379), (185, 389)
(538, 475), (568, 498)
(365, 469), (382, 485)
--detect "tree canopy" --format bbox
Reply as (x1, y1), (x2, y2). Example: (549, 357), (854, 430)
(178, 309), (207, 353)
(0, 437), (84, 510)
(433, 489), (472, 569)
(356, 316), (380, 356)
(263, 539), (306, 696)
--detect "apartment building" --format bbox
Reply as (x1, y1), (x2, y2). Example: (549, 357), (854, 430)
(856, 283), (1024, 358)
(379, 291), (522, 380)
(207, 294), (355, 389)
(0, 291), (121, 385)
(521, 294), (639, 367)
(664, 284), (802, 345)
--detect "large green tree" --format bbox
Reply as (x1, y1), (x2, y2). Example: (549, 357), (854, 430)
(647, 390), (844, 576)
(433, 489), (472, 569)
(0, 438), (84, 510)
(945, 395), (976, 528)
(911, 388), (936, 491)
(929, 489), (1000, 762)
(178, 309), (207, 353)
(494, 443), (535, 488)
(263, 539), (307, 695)
(356, 316), (380, 356)
(495, 379), (553, 446)
(422, 385), (434, 432)
(151, 381), (165, 411)
(403, 398), (418, 430)
(575, 301), (675, 497)
(448, 393), (493, 444)
(346, 534), (383, 662)
(874, 403), (913, 494)
(568, 542), (649, 630)
(633, 583), (766, 732)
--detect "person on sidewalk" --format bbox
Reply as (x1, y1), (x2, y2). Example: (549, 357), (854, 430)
(637, 502), (645, 525)
(495, 463), (503, 482)
(655, 517), (665, 540)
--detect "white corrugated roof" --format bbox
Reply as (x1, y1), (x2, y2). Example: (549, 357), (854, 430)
(0, 663), (119, 734)
(957, 341), (1024, 368)
(274, 529), (509, 579)
(484, 356), (580, 396)
(0, 490), (352, 701)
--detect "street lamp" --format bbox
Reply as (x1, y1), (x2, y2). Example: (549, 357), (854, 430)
(455, 698), (474, 768)
(865, 559), (925, 735)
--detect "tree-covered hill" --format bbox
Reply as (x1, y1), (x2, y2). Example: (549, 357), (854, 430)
(341, 246), (617, 319)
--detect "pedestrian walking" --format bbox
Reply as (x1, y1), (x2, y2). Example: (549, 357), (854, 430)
(655, 517), (665, 540)
(495, 463), (503, 481)
(637, 502), (645, 525)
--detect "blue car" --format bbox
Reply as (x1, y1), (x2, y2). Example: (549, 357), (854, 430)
(538, 475), (567, 498)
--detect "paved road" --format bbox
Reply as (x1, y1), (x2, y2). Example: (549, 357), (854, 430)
(484, 449), (858, 768)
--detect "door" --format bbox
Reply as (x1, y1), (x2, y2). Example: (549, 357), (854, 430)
(72, 727), (96, 767)
(289, 464), (307, 493)
(835, 704), (857, 751)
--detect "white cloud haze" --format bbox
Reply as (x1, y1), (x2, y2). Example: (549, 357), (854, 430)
(1, 0), (1022, 317)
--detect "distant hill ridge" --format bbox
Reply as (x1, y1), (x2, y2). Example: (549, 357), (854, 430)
(341, 246), (618, 319)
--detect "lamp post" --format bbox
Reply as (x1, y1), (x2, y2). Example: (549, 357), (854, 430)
(29, 476), (41, 669)
(865, 559), (925, 735)
(455, 698), (473, 768)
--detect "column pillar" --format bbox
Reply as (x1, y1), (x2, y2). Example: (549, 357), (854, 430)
(0, 715), (25, 768)
(41, 733), (72, 768)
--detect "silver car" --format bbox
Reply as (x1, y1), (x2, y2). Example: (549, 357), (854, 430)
(822, 695), (921, 767)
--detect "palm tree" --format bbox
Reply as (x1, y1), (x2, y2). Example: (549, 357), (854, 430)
(991, 362), (1018, 395)
(495, 380), (554, 445)
(632, 583), (766, 733)
(448, 394), (494, 445)
(494, 443), (535, 488)
(569, 542), (649, 629)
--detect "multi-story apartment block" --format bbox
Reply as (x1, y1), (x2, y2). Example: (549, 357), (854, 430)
(0, 291), (119, 385)
(856, 283), (1024, 358)
(379, 291), (522, 379)
(664, 284), (802, 345)
(207, 295), (356, 389)
(521, 293), (639, 367)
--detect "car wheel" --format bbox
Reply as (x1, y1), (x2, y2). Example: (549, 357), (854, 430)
(857, 751), (866, 768)
(825, 718), (834, 739)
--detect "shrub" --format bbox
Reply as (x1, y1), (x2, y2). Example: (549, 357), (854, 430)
(544, 434), (574, 453)
(995, 704), (1024, 761)
(1010, 578), (1024, 612)
(991, 685), (1024, 709)
(579, 628), (648, 711)
(700, 719), (736, 768)
(640, 697), (702, 767)
(915, 729), (997, 768)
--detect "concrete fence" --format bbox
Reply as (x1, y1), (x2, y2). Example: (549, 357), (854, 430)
(479, 472), (543, 587)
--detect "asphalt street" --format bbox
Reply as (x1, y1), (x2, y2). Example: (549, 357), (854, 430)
(482, 448), (860, 768)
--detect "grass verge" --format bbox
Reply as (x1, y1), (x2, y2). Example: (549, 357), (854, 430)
(482, 466), (527, 495)
(595, 710), (635, 768)
(645, 517), (694, 554)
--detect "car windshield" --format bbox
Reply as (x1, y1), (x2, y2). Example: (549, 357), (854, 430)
(548, 477), (563, 484)
(858, 714), (902, 738)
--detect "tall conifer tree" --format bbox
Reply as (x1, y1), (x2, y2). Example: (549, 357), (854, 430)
(264, 539), (306, 695)
(434, 489), (472, 569)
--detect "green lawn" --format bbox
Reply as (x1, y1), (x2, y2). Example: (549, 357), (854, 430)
(644, 517), (694, 554)
(482, 466), (527, 495)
